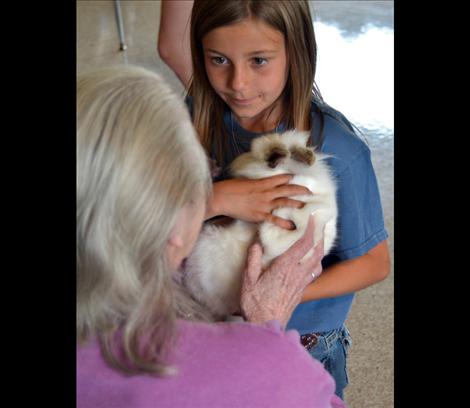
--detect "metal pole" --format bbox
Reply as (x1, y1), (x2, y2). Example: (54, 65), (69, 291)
(114, 0), (127, 51)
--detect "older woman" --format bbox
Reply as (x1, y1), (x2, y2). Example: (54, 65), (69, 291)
(77, 65), (345, 408)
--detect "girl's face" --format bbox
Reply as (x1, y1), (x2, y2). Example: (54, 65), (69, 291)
(202, 18), (288, 132)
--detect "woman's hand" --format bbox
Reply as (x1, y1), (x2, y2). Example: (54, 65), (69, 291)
(240, 216), (324, 327)
(207, 175), (312, 230)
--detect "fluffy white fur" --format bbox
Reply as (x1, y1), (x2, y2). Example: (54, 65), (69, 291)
(184, 130), (337, 318)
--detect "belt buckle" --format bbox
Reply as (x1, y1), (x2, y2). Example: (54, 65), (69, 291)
(300, 333), (319, 350)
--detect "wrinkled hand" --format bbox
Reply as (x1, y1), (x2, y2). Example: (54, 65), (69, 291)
(240, 216), (325, 327)
(210, 175), (311, 230)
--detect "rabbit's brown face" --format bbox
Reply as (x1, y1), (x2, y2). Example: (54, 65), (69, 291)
(265, 144), (289, 168)
(264, 144), (315, 168)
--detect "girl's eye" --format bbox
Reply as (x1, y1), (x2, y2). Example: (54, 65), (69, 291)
(253, 57), (268, 66)
(211, 56), (228, 65)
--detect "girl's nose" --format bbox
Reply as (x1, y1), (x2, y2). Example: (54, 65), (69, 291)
(229, 64), (249, 93)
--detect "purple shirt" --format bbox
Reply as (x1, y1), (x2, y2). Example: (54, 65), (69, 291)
(77, 319), (346, 408)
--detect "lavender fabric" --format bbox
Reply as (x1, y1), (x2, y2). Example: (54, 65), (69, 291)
(77, 319), (346, 408)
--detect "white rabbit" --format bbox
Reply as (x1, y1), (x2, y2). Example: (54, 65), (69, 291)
(184, 130), (337, 318)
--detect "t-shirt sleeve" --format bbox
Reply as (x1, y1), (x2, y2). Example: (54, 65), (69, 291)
(330, 147), (388, 261)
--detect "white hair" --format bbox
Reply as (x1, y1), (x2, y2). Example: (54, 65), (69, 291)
(77, 65), (212, 375)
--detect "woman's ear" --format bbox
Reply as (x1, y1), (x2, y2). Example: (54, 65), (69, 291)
(168, 229), (184, 249)
(166, 199), (205, 270)
(166, 213), (186, 269)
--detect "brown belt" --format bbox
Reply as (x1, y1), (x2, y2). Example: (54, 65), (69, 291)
(300, 332), (321, 350)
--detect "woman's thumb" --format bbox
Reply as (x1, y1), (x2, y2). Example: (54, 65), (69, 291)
(244, 241), (263, 284)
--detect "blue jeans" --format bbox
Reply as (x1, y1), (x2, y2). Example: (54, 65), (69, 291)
(306, 325), (352, 399)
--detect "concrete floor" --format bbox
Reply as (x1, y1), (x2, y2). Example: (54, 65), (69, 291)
(77, 2), (394, 407)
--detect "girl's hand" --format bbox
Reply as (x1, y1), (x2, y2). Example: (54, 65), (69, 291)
(208, 174), (311, 230)
(240, 216), (324, 327)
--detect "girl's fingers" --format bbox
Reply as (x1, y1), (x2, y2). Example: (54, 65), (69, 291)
(271, 184), (312, 199)
(258, 173), (293, 188)
(272, 197), (305, 209)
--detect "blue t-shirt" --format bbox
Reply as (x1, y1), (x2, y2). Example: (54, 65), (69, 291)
(287, 102), (388, 333)
(187, 98), (388, 333)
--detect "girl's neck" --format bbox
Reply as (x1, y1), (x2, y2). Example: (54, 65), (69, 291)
(234, 99), (284, 133)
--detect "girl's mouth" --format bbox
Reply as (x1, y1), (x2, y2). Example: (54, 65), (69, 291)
(229, 95), (259, 106)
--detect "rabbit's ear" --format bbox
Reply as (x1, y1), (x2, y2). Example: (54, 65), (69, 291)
(266, 145), (289, 168)
(290, 147), (315, 166)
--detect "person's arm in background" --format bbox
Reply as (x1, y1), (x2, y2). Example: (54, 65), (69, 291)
(157, 0), (193, 89)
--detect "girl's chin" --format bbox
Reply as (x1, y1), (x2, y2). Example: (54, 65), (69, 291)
(229, 105), (264, 118)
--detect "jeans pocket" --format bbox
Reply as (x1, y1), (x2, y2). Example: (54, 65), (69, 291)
(340, 326), (352, 386)
(307, 336), (329, 367)
(341, 326), (352, 356)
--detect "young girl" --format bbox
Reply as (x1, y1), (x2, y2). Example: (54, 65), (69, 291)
(186, 0), (390, 399)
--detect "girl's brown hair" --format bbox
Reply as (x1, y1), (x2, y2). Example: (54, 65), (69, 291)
(188, 0), (323, 167)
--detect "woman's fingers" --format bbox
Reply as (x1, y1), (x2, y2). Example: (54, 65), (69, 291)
(300, 239), (325, 284)
(282, 215), (315, 259)
(244, 241), (264, 284)
(303, 237), (325, 266)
